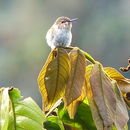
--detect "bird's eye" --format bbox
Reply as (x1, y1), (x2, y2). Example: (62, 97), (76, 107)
(61, 21), (65, 23)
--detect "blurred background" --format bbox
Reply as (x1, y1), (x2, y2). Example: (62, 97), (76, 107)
(0, 0), (130, 115)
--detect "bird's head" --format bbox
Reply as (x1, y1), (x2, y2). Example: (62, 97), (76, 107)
(53, 16), (78, 30)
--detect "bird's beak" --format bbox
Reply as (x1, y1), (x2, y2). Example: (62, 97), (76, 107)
(69, 18), (78, 22)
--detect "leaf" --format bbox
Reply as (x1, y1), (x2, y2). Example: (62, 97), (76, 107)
(0, 87), (45, 130)
(58, 100), (97, 130)
(104, 67), (130, 93)
(0, 88), (10, 130)
(104, 67), (130, 108)
(38, 48), (71, 111)
(75, 99), (97, 130)
(66, 82), (87, 119)
(44, 121), (61, 130)
(86, 65), (129, 129)
(38, 49), (54, 107)
(46, 98), (62, 117)
(86, 65), (104, 130)
(44, 116), (65, 130)
(58, 103), (82, 129)
(9, 87), (22, 102)
(64, 48), (86, 106)
(115, 79), (130, 93)
(112, 81), (129, 130)
(104, 67), (125, 80)
(90, 63), (116, 128)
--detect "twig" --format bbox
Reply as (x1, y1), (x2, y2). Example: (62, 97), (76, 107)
(120, 59), (130, 72)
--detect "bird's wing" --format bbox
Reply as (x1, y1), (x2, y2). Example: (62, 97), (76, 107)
(46, 27), (56, 42)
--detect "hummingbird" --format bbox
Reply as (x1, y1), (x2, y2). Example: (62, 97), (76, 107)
(46, 16), (78, 49)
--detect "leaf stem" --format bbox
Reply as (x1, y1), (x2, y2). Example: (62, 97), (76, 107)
(61, 46), (96, 64)
(79, 49), (95, 64)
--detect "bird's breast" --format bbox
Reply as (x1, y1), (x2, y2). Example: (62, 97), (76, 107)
(55, 29), (72, 45)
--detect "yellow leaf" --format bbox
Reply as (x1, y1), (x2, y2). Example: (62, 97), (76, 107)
(104, 67), (125, 80)
(66, 81), (87, 119)
(38, 49), (54, 109)
(64, 48), (86, 106)
(90, 63), (116, 128)
(104, 67), (130, 96)
(38, 48), (71, 111)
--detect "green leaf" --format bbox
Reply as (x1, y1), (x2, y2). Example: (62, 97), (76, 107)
(0, 88), (10, 130)
(58, 101), (97, 130)
(38, 48), (71, 111)
(44, 116), (65, 130)
(75, 99), (97, 130)
(65, 48), (86, 106)
(0, 87), (45, 130)
(44, 121), (61, 130)
(58, 103), (82, 129)
(9, 88), (22, 102)
(9, 95), (45, 130)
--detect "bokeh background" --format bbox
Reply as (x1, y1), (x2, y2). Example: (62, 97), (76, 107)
(0, 0), (130, 121)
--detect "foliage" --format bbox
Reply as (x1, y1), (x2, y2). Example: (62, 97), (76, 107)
(0, 88), (45, 130)
(0, 46), (130, 130)
(38, 47), (130, 130)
